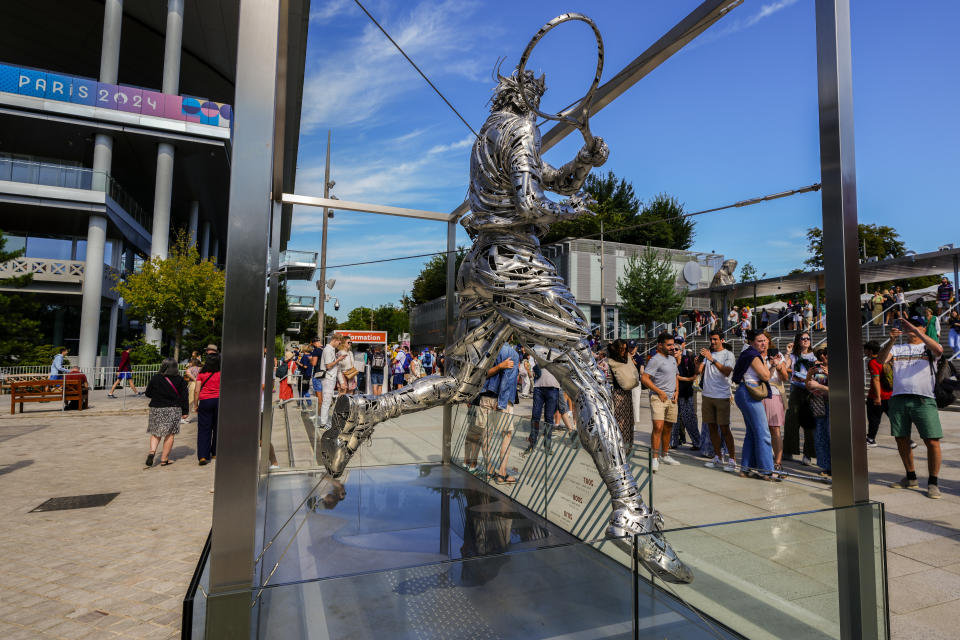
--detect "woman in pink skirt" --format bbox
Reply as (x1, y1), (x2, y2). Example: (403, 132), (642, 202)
(762, 333), (790, 478)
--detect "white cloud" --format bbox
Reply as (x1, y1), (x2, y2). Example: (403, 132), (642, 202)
(300, 0), (485, 132)
(690, 0), (801, 48)
(310, 0), (354, 23)
(745, 0), (801, 28)
(427, 135), (475, 155)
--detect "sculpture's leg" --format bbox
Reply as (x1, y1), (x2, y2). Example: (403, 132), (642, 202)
(320, 314), (512, 476)
(528, 339), (693, 584)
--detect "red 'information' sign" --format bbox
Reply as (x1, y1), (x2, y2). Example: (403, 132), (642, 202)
(338, 331), (388, 344)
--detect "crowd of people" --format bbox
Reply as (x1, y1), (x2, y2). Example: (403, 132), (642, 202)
(456, 316), (949, 498)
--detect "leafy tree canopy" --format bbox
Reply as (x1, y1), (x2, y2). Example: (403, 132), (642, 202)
(411, 248), (466, 305)
(805, 224), (940, 289)
(616, 248), (687, 332)
(114, 231), (224, 360)
(541, 172), (695, 250)
(0, 229), (46, 366)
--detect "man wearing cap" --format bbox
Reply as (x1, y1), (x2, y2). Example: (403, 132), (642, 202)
(878, 315), (944, 498)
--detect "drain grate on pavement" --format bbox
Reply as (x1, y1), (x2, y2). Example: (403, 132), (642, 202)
(30, 492), (120, 512)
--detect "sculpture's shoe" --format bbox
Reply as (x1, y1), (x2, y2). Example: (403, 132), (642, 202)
(608, 505), (694, 584)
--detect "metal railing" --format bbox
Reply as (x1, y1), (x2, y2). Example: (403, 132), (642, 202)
(0, 364), (181, 392)
(0, 256), (120, 287)
(279, 250), (318, 266)
(0, 156), (152, 232)
(286, 295), (316, 308)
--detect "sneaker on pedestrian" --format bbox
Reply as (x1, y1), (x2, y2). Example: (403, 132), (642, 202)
(866, 438), (878, 447)
(910, 440), (918, 449)
(106, 393), (117, 399)
(661, 455), (680, 466)
(724, 459), (739, 473)
(801, 456), (812, 466)
(890, 476), (918, 489)
(705, 456), (722, 469)
(520, 445), (534, 459)
(651, 458), (659, 473)
(927, 484), (942, 499)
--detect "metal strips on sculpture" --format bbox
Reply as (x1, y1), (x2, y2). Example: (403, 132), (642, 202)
(320, 15), (693, 584)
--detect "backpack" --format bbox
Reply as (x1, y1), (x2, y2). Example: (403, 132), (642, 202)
(422, 352), (433, 367)
(926, 349), (958, 409)
(879, 362), (894, 392)
(275, 359), (288, 379)
(371, 352), (386, 369)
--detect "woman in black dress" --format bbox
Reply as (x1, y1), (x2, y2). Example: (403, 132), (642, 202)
(144, 358), (189, 467)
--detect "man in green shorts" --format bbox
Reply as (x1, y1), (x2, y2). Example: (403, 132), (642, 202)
(878, 316), (944, 499)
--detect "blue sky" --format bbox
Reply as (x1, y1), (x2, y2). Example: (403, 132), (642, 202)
(290, 0), (960, 320)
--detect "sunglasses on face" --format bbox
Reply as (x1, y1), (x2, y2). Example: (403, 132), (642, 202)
(800, 337), (810, 341)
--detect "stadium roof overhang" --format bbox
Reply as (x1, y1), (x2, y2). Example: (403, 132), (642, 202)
(687, 246), (960, 300)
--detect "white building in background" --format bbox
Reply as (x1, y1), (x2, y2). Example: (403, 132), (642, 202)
(410, 238), (724, 348)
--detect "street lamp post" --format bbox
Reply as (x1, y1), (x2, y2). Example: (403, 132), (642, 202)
(317, 130), (334, 339)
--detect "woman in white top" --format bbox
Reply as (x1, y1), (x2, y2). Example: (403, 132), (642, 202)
(732, 330), (778, 480)
(337, 339), (357, 394)
(761, 332), (790, 477)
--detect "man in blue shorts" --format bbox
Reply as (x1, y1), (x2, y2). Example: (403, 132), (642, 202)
(878, 316), (944, 499)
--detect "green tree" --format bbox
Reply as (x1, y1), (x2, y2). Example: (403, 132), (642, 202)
(542, 172), (695, 250)
(0, 230), (46, 365)
(296, 313), (338, 343)
(739, 262), (759, 283)
(804, 224), (939, 289)
(617, 248), (687, 339)
(114, 232), (225, 360)
(411, 248), (466, 305)
(373, 303), (409, 342)
(341, 306), (375, 330)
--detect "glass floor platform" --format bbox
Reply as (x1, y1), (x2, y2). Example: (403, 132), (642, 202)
(247, 463), (735, 639)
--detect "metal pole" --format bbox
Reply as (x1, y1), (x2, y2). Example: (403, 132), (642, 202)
(815, 2), (879, 639)
(206, 0), (282, 635)
(260, 202), (282, 476)
(441, 218), (457, 464)
(599, 221), (605, 339)
(317, 130), (332, 340)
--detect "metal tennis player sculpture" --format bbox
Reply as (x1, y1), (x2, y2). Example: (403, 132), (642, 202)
(321, 13), (693, 584)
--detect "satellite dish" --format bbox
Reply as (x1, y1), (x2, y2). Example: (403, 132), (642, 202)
(682, 261), (701, 285)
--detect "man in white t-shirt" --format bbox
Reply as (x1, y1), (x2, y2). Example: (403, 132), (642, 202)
(318, 333), (346, 427)
(878, 316), (944, 499)
(698, 330), (737, 472)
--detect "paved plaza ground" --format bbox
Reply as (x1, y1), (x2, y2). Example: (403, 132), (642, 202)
(0, 388), (958, 639)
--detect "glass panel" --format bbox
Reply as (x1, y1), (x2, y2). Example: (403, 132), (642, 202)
(449, 402), (653, 545)
(636, 502), (888, 640)
(26, 236), (72, 260)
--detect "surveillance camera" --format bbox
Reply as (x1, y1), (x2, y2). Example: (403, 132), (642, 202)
(334, 301), (340, 311)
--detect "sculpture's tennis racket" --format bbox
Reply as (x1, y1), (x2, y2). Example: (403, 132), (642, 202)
(516, 13), (604, 148)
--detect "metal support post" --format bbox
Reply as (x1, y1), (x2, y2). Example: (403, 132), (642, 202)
(260, 202), (282, 476)
(441, 218), (457, 464)
(317, 130), (332, 340)
(815, 1), (879, 638)
(205, 0), (282, 636)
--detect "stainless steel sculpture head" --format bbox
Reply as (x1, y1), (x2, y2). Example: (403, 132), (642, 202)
(320, 14), (692, 584)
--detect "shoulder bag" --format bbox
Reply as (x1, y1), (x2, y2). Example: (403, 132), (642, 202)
(607, 358), (639, 391)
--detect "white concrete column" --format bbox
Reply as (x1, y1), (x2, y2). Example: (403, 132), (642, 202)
(79, 217), (107, 368)
(200, 221), (211, 260)
(188, 200), (199, 247)
(79, 0), (123, 369)
(145, 0), (185, 348)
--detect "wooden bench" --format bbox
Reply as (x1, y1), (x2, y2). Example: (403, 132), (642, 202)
(1, 373), (48, 395)
(10, 378), (87, 414)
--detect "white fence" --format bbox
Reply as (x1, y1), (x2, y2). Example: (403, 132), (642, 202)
(0, 364), (177, 392)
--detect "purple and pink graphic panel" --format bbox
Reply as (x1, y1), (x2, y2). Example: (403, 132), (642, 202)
(0, 62), (232, 130)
